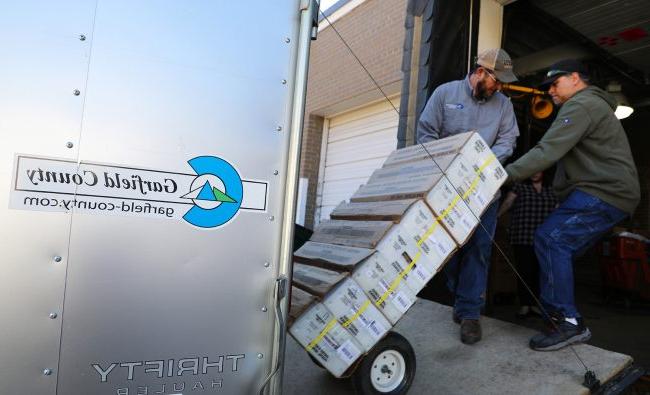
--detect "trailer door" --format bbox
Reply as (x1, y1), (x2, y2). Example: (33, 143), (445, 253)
(0, 1), (313, 394)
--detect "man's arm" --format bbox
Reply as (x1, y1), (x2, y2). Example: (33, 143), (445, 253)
(416, 88), (444, 143)
(505, 101), (591, 183)
(491, 101), (519, 163)
(498, 190), (518, 217)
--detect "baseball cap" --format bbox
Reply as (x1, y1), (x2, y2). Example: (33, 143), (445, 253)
(539, 59), (588, 90)
(476, 48), (518, 83)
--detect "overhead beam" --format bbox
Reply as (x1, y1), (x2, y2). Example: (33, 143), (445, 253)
(513, 43), (592, 76)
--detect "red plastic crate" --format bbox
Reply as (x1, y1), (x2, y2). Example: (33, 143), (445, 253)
(600, 257), (650, 300)
(600, 236), (648, 260)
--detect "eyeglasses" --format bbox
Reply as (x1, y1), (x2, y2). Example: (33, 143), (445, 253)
(484, 69), (501, 84)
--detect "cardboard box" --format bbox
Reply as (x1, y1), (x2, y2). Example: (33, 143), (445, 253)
(289, 286), (318, 326)
(334, 199), (456, 284)
(289, 303), (364, 377)
(290, 267), (390, 354)
(441, 151), (505, 217)
(350, 161), (444, 203)
(292, 263), (347, 298)
(310, 219), (436, 294)
(398, 200), (457, 274)
(330, 199), (419, 222)
(323, 277), (391, 352)
(310, 220), (394, 249)
(367, 160), (442, 185)
(352, 252), (417, 325)
(382, 131), (479, 167)
(348, 161), (477, 246)
(425, 175), (478, 245)
(294, 241), (374, 272)
(380, 132), (507, 217)
(375, 223), (432, 293)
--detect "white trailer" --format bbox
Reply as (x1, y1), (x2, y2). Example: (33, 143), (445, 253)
(0, 1), (317, 394)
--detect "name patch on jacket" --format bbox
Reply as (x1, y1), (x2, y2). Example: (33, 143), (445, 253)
(445, 103), (464, 110)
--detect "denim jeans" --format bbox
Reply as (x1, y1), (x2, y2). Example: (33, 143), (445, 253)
(534, 189), (627, 318)
(444, 200), (499, 320)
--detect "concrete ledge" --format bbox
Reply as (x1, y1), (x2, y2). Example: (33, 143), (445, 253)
(283, 299), (632, 394)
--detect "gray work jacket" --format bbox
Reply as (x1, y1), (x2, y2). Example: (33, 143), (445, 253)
(417, 76), (519, 164)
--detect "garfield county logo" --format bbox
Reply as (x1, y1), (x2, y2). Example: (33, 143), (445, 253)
(10, 154), (268, 228)
(181, 156), (244, 228)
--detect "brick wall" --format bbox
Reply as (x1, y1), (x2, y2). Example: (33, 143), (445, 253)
(299, 0), (407, 229)
(300, 114), (324, 229)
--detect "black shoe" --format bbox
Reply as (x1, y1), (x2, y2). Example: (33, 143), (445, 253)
(530, 306), (542, 317)
(460, 319), (482, 345)
(516, 306), (531, 319)
(529, 317), (591, 351)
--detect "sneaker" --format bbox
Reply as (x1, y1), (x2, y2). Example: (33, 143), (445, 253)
(516, 306), (530, 319)
(460, 319), (482, 345)
(530, 306), (542, 316)
(529, 317), (591, 351)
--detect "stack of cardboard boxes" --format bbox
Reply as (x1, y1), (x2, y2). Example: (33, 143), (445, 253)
(289, 132), (507, 377)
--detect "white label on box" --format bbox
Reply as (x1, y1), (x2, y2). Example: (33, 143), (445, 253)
(378, 278), (401, 303)
(336, 340), (361, 364)
(351, 306), (363, 318)
(461, 217), (474, 232)
(378, 278), (390, 293)
(494, 164), (506, 180)
(476, 191), (487, 207)
(436, 241), (448, 256)
(414, 265), (431, 283)
(367, 320), (387, 340)
(393, 291), (411, 313)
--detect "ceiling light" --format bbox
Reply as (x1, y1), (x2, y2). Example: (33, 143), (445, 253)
(615, 105), (634, 119)
(606, 81), (634, 120)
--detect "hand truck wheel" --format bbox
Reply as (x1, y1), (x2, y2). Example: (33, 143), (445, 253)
(352, 331), (416, 394)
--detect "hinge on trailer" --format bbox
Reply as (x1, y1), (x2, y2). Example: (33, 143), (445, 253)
(300, 0), (319, 40)
(277, 275), (288, 300)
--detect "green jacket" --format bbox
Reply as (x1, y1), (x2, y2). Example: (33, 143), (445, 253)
(505, 85), (639, 215)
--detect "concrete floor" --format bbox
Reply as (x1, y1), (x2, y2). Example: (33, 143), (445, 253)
(489, 282), (650, 371)
(283, 299), (632, 394)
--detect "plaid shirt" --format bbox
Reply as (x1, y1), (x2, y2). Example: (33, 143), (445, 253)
(509, 183), (558, 245)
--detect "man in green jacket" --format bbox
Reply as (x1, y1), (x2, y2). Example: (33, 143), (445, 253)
(505, 59), (640, 351)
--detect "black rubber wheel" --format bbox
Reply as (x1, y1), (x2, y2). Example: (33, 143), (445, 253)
(352, 331), (416, 395)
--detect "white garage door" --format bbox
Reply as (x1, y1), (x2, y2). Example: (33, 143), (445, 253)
(317, 98), (400, 222)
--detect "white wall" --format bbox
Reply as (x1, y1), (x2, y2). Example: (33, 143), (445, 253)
(477, 0), (504, 53)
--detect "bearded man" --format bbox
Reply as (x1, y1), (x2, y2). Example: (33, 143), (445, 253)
(417, 48), (519, 345)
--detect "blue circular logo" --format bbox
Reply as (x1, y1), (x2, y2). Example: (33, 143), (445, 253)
(182, 156), (243, 228)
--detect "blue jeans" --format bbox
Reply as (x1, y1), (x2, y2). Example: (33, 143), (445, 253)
(534, 189), (627, 319)
(444, 200), (499, 320)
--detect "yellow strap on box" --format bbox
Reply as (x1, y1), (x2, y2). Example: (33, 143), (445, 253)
(306, 318), (337, 351)
(462, 154), (495, 200)
(341, 299), (371, 328)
